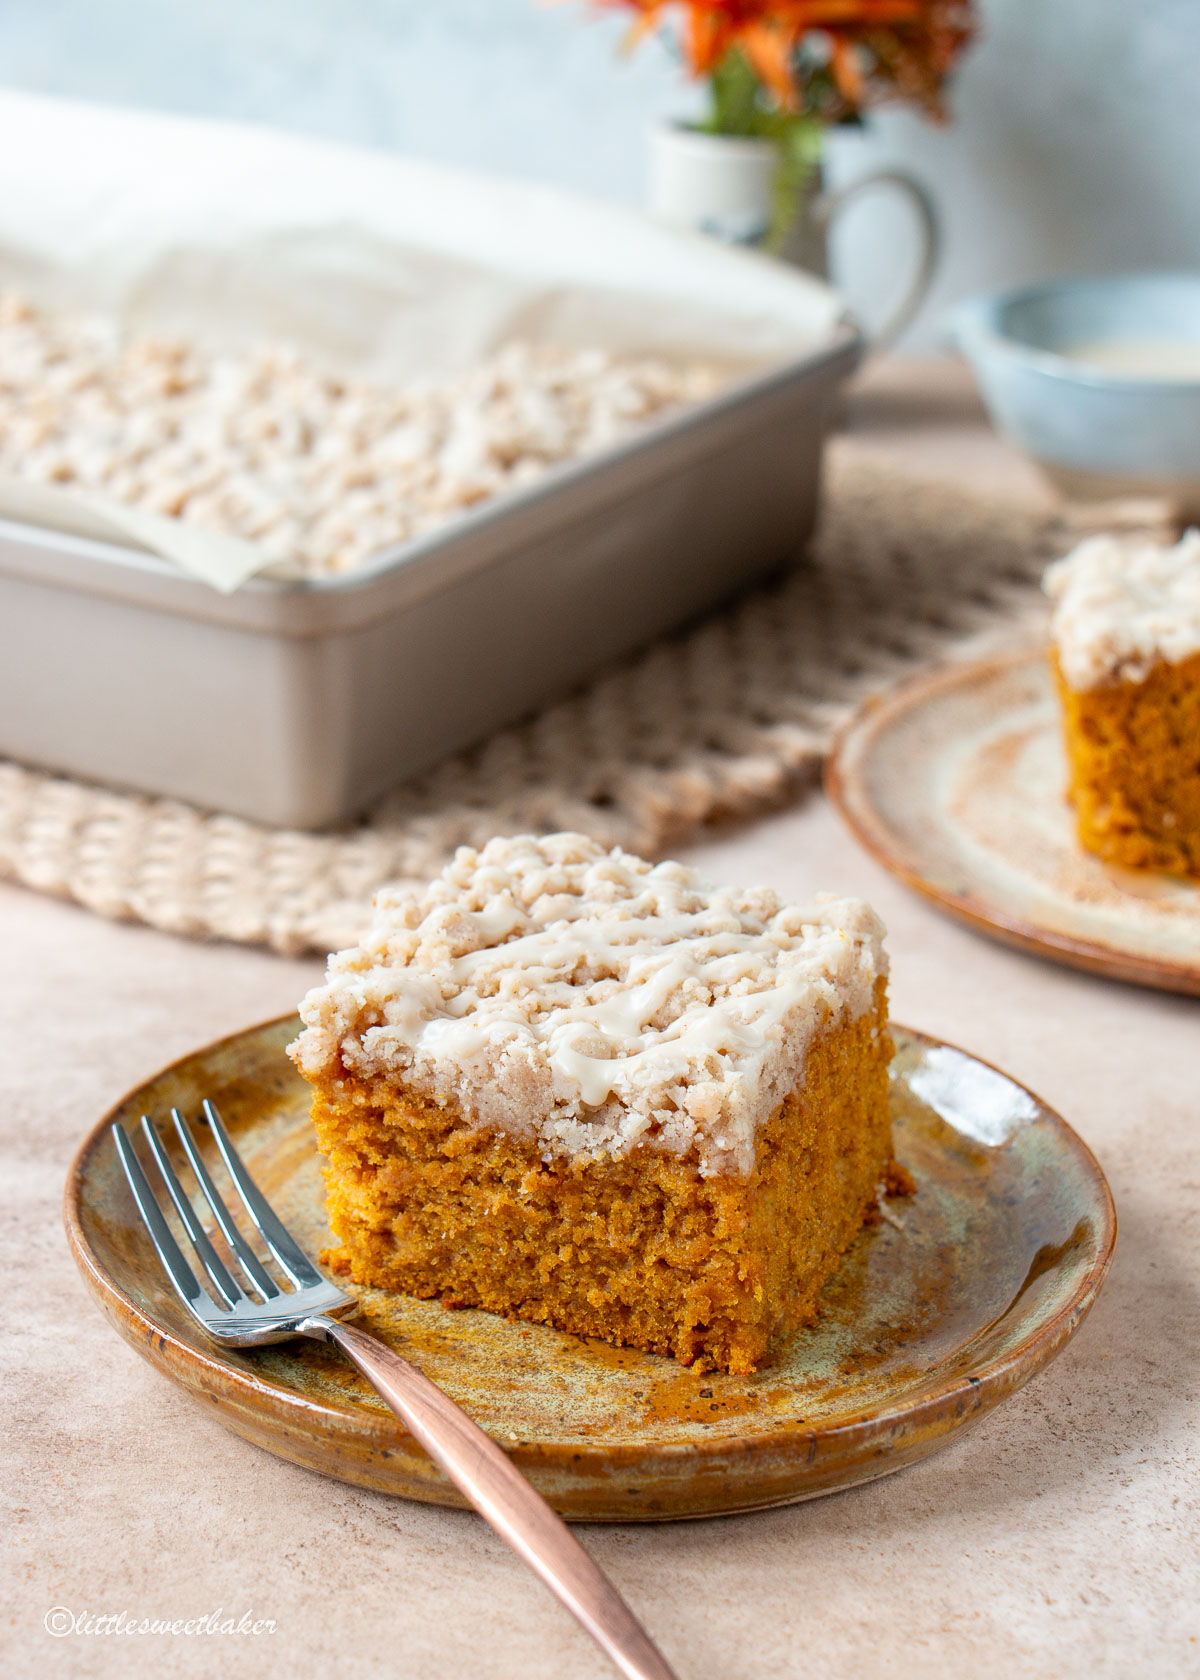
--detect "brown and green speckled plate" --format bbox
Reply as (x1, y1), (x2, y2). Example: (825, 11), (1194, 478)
(65, 1015), (1115, 1522)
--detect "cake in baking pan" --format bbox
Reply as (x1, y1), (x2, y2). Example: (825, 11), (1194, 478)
(290, 833), (895, 1374)
(1045, 530), (1200, 878)
(0, 292), (723, 577)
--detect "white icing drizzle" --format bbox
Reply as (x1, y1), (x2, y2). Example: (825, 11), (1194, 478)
(1045, 528), (1200, 689)
(290, 833), (888, 1177)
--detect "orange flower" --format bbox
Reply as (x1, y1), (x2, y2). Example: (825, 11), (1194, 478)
(597, 1), (976, 118)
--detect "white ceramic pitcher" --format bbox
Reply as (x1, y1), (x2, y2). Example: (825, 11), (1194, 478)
(648, 122), (938, 352)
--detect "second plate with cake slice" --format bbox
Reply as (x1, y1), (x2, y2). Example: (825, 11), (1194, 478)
(827, 648), (1200, 995)
(830, 523), (1200, 994)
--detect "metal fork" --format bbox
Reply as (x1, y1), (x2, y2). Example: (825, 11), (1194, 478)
(113, 1101), (678, 1680)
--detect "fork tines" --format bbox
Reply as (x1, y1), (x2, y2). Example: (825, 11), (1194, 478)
(113, 1101), (331, 1330)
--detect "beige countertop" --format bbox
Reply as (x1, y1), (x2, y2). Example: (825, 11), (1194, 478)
(4, 358), (1197, 1680)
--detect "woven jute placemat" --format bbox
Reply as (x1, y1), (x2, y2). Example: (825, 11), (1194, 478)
(0, 444), (1168, 956)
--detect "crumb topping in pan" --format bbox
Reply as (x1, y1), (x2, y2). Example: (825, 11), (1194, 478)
(0, 292), (724, 576)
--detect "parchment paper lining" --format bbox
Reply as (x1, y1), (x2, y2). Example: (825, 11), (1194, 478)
(0, 88), (845, 591)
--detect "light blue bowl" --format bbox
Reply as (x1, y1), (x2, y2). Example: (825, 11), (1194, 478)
(954, 273), (1200, 509)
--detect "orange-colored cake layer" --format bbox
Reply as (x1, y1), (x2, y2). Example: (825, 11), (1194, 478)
(1052, 649), (1200, 878)
(291, 833), (895, 1374)
(309, 981), (892, 1376)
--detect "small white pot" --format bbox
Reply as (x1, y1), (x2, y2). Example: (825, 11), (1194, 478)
(647, 119), (941, 350)
(648, 123), (778, 248)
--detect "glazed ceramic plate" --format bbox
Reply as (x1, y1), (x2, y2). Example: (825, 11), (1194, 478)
(827, 648), (1200, 996)
(66, 1014), (1114, 1521)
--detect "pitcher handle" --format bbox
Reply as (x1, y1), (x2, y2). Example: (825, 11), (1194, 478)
(813, 169), (939, 354)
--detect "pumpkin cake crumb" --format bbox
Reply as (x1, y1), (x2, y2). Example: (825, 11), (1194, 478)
(291, 832), (895, 1374)
(1045, 530), (1200, 877)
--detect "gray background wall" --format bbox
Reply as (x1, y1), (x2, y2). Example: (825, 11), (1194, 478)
(3, 0), (1196, 344)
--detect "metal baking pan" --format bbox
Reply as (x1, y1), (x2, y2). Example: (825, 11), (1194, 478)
(0, 324), (860, 828)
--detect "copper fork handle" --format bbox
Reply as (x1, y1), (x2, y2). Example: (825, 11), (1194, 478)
(311, 1316), (680, 1680)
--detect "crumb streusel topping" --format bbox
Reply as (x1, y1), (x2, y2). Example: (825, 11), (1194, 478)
(1045, 528), (1200, 690)
(0, 292), (725, 577)
(290, 832), (888, 1177)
